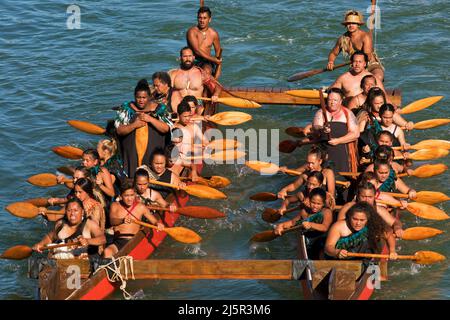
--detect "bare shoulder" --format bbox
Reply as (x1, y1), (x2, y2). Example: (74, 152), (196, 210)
(323, 168), (335, 177)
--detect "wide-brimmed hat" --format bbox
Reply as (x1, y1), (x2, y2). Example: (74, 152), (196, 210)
(342, 10), (364, 25)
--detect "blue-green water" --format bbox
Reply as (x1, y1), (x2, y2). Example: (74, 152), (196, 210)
(0, 0), (448, 299)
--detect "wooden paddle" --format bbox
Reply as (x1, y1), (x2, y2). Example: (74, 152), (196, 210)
(376, 200), (449, 220)
(278, 138), (326, 153)
(200, 97), (261, 108)
(67, 120), (106, 135)
(285, 89), (328, 99)
(148, 179), (227, 200)
(285, 126), (308, 138)
(24, 198), (51, 207)
(180, 176), (231, 189)
(397, 164), (448, 178)
(340, 163), (448, 179)
(393, 139), (450, 151)
(251, 225), (442, 243)
(57, 166), (76, 176)
(27, 173), (72, 187)
(132, 220), (201, 244)
(1, 242), (81, 260)
(205, 139), (242, 151)
(287, 62), (351, 82)
(52, 146), (84, 160)
(401, 119), (450, 130)
(346, 250), (446, 265)
(146, 205), (226, 219)
(262, 205), (302, 223)
(5, 202), (65, 219)
(245, 161), (351, 188)
(186, 149), (246, 162)
(251, 224), (303, 242)
(398, 96), (443, 115)
(190, 111), (252, 126)
(249, 192), (278, 202)
(401, 227), (444, 241)
(381, 191), (450, 205)
(394, 148), (449, 161)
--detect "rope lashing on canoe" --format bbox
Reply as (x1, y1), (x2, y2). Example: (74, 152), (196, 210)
(94, 256), (136, 300)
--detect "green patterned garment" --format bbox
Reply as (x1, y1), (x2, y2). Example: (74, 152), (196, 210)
(335, 226), (368, 250)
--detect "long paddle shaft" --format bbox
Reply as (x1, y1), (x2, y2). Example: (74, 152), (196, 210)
(346, 251), (446, 265)
(1, 242), (81, 260)
(132, 220), (202, 244)
(287, 62), (351, 82)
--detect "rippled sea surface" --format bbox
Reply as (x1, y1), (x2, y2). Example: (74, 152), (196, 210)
(0, 0), (448, 299)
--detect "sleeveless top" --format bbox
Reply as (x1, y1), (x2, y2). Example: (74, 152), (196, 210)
(150, 169), (173, 199)
(335, 224), (369, 252)
(54, 218), (96, 256)
(377, 168), (397, 192)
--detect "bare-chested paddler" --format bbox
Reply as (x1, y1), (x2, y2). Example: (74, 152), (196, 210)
(186, 6), (222, 79)
(330, 50), (387, 102)
(103, 180), (164, 258)
(169, 47), (221, 113)
(327, 10), (384, 83)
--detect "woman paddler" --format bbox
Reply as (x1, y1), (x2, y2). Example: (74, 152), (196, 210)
(97, 138), (127, 194)
(278, 171), (336, 216)
(32, 198), (106, 259)
(371, 159), (416, 198)
(278, 147), (336, 198)
(115, 78), (171, 177)
(275, 188), (333, 259)
(325, 202), (398, 260)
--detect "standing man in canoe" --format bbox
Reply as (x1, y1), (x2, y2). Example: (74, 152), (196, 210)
(186, 6), (222, 79)
(312, 88), (359, 173)
(330, 50), (387, 101)
(169, 47), (222, 114)
(327, 10), (384, 83)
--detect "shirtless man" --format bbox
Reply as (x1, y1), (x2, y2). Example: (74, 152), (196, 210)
(103, 180), (164, 258)
(169, 47), (221, 113)
(330, 50), (387, 101)
(186, 6), (222, 78)
(327, 10), (384, 83)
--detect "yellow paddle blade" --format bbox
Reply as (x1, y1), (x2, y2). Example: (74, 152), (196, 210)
(399, 96), (443, 115)
(245, 161), (280, 175)
(413, 191), (450, 205)
(164, 227), (202, 244)
(217, 97), (261, 108)
(0, 245), (33, 260)
(135, 126), (149, 167)
(27, 173), (58, 187)
(409, 148), (449, 161)
(285, 89), (327, 99)
(412, 140), (450, 150)
(414, 251), (446, 265)
(206, 139), (243, 151)
(5, 202), (40, 219)
(184, 184), (227, 200)
(208, 150), (246, 162)
(52, 146), (83, 160)
(406, 202), (449, 220)
(209, 111), (252, 126)
(67, 120), (106, 135)
(206, 176), (231, 189)
(402, 227), (443, 241)
(413, 119), (450, 130)
(412, 164), (448, 178)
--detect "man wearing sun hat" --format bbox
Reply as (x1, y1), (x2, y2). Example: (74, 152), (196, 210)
(326, 10), (384, 83)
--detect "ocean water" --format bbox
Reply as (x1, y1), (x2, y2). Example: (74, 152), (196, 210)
(0, 0), (448, 299)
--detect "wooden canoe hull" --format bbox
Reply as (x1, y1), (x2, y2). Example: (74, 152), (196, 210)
(297, 233), (387, 300)
(220, 87), (402, 107)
